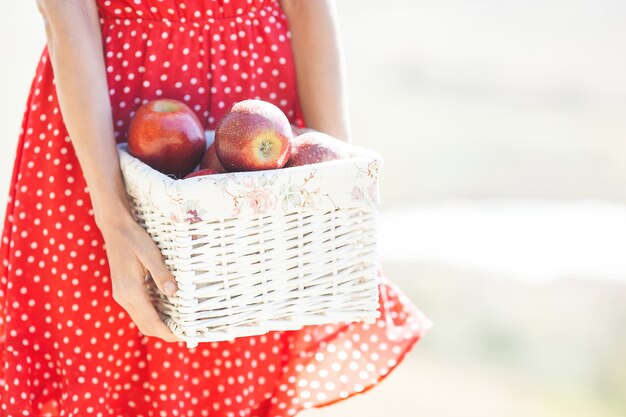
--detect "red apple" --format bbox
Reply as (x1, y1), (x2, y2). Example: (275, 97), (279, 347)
(184, 168), (222, 179)
(286, 131), (349, 167)
(128, 99), (206, 178)
(199, 143), (226, 173)
(214, 99), (292, 171)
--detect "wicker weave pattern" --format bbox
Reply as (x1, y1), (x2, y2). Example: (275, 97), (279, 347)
(118, 142), (383, 348)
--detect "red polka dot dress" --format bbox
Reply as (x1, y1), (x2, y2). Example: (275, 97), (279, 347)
(0, 1), (431, 416)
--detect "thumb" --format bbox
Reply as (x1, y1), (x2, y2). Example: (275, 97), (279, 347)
(137, 238), (178, 296)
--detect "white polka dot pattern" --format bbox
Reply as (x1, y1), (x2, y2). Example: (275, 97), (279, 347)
(0, 1), (431, 416)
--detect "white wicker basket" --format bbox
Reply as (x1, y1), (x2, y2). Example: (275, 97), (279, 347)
(117, 136), (383, 348)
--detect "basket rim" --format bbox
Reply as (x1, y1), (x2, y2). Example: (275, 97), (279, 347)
(117, 139), (383, 220)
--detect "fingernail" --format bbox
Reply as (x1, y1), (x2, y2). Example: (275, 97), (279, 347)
(164, 281), (178, 296)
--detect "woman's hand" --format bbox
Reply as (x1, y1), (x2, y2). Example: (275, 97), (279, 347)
(98, 212), (182, 343)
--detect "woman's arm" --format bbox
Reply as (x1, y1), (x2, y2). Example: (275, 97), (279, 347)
(281, 0), (351, 142)
(36, 0), (180, 342)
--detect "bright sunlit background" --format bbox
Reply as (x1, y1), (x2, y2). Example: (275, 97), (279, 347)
(1, 1), (626, 416)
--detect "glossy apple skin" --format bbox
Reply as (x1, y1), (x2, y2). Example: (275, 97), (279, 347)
(215, 99), (292, 171)
(199, 143), (226, 173)
(128, 99), (206, 178)
(285, 131), (349, 167)
(184, 168), (222, 179)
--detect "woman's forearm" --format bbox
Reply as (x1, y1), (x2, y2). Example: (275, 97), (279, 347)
(282, 0), (351, 142)
(37, 0), (133, 231)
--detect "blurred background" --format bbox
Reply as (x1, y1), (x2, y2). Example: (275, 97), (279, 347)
(2, 1), (626, 416)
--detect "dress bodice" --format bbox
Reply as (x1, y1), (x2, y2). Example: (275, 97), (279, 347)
(95, 0), (298, 141)
(97, 0), (282, 23)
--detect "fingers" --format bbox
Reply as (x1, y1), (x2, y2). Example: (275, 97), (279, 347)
(128, 291), (181, 343)
(134, 228), (179, 297)
(113, 275), (181, 343)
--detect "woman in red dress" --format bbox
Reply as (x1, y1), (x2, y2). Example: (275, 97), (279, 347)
(0, 1), (431, 415)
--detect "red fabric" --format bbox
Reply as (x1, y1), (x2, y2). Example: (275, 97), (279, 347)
(0, 1), (431, 416)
